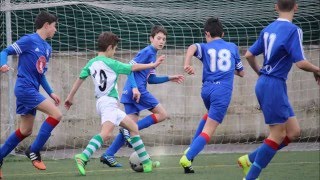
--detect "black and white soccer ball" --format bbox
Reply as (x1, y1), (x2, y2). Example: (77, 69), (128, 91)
(129, 152), (143, 172)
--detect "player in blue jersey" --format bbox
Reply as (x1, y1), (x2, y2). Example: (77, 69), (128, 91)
(100, 25), (184, 167)
(179, 17), (244, 173)
(0, 11), (60, 177)
(237, 1), (320, 179)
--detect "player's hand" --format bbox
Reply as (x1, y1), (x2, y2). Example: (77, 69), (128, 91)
(64, 97), (73, 110)
(153, 55), (165, 68)
(314, 71), (320, 86)
(132, 88), (141, 103)
(184, 65), (195, 75)
(50, 93), (61, 106)
(0, 65), (10, 73)
(169, 75), (185, 84)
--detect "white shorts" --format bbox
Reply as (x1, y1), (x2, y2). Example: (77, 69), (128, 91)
(96, 96), (126, 126)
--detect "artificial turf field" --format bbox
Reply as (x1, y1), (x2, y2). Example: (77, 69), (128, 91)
(1, 151), (319, 180)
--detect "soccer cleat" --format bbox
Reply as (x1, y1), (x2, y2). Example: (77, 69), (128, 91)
(25, 146), (46, 170)
(237, 155), (252, 176)
(100, 154), (122, 167)
(74, 154), (88, 176)
(143, 160), (153, 173)
(179, 155), (195, 174)
(0, 159), (3, 179)
(119, 128), (132, 148)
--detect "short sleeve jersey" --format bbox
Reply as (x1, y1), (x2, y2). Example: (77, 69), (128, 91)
(194, 39), (243, 89)
(249, 18), (305, 80)
(79, 56), (132, 99)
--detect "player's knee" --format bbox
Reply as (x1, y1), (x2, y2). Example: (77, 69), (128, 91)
(100, 132), (112, 142)
(130, 124), (139, 136)
(20, 128), (33, 137)
(158, 110), (168, 121)
(288, 127), (301, 140)
(52, 111), (62, 121)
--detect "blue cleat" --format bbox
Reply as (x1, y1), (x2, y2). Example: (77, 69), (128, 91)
(100, 154), (122, 167)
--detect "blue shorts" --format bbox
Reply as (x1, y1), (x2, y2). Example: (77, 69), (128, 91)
(201, 81), (232, 124)
(14, 85), (45, 116)
(255, 75), (294, 125)
(122, 92), (159, 115)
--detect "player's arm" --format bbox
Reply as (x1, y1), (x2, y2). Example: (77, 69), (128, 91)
(131, 55), (165, 71)
(184, 44), (197, 75)
(0, 47), (17, 72)
(65, 64), (90, 110)
(40, 75), (60, 105)
(148, 74), (184, 84)
(1, 36), (30, 72)
(245, 50), (260, 76)
(295, 60), (320, 85)
(235, 70), (245, 77)
(289, 28), (320, 85)
(64, 78), (85, 110)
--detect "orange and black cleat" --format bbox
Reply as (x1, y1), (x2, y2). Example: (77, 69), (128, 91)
(25, 146), (46, 170)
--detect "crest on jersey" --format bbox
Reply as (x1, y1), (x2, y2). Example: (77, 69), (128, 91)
(36, 56), (46, 74)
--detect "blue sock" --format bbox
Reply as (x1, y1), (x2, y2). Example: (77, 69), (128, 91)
(192, 114), (207, 142)
(104, 133), (125, 156)
(0, 129), (27, 160)
(137, 114), (157, 130)
(246, 139), (278, 180)
(186, 132), (210, 160)
(248, 136), (289, 163)
(30, 117), (59, 153)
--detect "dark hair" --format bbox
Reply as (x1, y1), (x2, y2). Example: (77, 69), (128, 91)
(277, 0), (296, 12)
(150, 25), (167, 38)
(97, 32), (120, 52)
(35, 11), (58, 29)
(204, 17), (223, 38)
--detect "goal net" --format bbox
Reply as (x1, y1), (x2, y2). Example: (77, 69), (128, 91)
(0, 0), (319, 159)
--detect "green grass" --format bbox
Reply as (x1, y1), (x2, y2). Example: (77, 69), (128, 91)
(1, 151), (319, 180)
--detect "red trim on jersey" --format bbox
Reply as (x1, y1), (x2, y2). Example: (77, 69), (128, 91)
(151, 114), (158, 123)
(202, 113), (208, 121)
(15, 129), (27, 141)
(283, 136), (291, 146)
(46, 116), (60, 127)
(264, 139), (279, 150)
(200, 132), (210, 143)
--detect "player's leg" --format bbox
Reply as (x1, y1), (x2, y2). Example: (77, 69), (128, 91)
(75, 121), (114, 176)
(245, 116), (300, 165)
(25, 99), (61, 170)
(100, 106), (140, 167)
(120, 116), (153, 173)
(192, 113), (208, 142)
(0, 114), (33, 178)
(245, 124), (285, 180)
(180, 117), (219, 173)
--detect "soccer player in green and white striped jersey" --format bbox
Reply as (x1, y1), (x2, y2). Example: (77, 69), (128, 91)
(64, 32), (165, 176)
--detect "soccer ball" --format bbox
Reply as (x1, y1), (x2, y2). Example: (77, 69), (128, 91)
(129, 152), (143, 172)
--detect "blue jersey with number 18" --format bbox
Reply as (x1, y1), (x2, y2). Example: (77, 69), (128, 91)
(249, 18), (305, 80)
(195, 39), (243, 89)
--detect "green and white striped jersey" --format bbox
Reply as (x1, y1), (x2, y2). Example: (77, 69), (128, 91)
(79, 55), (132, 99)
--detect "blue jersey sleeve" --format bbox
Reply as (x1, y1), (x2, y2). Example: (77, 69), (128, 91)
(148, 74), (169, 84)
(0, 35), (31, 66)
(10, 35), (31, 55)
(287, 28), (305, 63)
(194, 43), (205, 61)
(234, 46), (244, 71)
(249, 31), (264, 56)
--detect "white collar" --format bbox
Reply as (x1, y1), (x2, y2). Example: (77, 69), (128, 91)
(277, 18), (291, 22)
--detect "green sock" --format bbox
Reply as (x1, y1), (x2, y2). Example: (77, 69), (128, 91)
(131, 135), (151, 164)
(82, 134), (103, 160)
